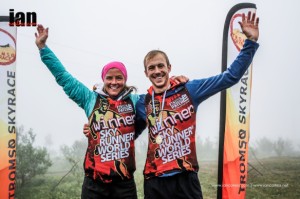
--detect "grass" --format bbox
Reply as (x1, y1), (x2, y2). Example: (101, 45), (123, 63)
(16, 156), (300, 199)
(135, 156), (300, 199)
(246, 156), (300, 199)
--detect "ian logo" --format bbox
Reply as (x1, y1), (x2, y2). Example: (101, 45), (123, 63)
(117, 104), (133, 114)
(9, 9), (37, 27)
(169, 94), (189, 109)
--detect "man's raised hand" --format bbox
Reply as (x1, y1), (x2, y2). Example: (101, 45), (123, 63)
(239, 11), (259, 42)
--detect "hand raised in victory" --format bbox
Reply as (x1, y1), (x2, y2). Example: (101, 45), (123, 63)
(239, 11), (259, 42)
(35, 24), (49, 49)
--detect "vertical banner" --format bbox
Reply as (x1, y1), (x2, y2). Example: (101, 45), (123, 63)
(217, 3), (256, 199)
(0, 16), (17, 199)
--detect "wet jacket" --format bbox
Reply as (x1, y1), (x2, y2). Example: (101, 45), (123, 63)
(40, 46), (143, 182)
(135, 39), (259, 178)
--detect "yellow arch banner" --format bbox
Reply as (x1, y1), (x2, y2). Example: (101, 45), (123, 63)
(0, 17), (17, 199)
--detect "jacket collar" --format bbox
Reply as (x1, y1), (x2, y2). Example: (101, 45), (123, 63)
(94, 83), (133, 101)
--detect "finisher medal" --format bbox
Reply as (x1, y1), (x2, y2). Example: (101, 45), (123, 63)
(155, 135), (163, 144)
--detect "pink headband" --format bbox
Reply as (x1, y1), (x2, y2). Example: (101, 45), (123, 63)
(101, 61), (128, 82)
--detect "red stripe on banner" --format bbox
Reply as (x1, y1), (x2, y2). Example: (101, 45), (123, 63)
(217, 4), (256, 199)
(0, 17), (17, 199)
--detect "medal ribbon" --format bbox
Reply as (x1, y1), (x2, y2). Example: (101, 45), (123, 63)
(151, 90), (167, 131)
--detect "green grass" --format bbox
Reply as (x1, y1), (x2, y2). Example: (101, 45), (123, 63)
(198, 160), (218, 199)
(16, 156), (300, 199)
(195, 156), (300, 199)
(246, 156), (300, 199)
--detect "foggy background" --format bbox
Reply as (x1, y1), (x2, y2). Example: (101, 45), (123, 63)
(1, 0), (299, 155)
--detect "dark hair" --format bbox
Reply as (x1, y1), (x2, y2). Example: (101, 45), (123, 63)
(93, 84), (137, 93)
(143, 50), (170, 70)
(124, 85), (137, 93)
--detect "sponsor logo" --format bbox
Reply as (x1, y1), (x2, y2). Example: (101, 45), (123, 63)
(117, 104), (133, 114)
(169, 94), (189, 109)
(0, 28), (16, 66)
(230, 13), (247, 51)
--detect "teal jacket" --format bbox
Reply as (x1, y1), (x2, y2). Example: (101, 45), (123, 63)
(40, 46), (140, 118)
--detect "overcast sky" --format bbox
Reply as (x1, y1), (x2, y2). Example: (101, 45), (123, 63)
(1, 0), (300, 150)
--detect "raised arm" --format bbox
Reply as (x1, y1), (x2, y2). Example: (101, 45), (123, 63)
(34, 24), (96, 117)
(239, 11), (259, 42)
(35, 24), (48, 49)
(186, 11), (259, 107)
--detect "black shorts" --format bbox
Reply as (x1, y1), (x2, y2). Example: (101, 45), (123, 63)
(144, 172), (203, 199)
(81, 176), (137, 199)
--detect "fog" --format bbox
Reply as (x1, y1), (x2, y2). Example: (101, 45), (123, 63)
(1, 0), (299, 152)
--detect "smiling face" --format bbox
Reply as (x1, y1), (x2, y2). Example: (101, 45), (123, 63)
(144, 53), (171, 93)
(103, 68), (126, 97)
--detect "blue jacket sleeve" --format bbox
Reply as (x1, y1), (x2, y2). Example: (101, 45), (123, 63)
(186, 39), (259, 109)
(134, 94), (147, 139)
(39, 46), (97, 117)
